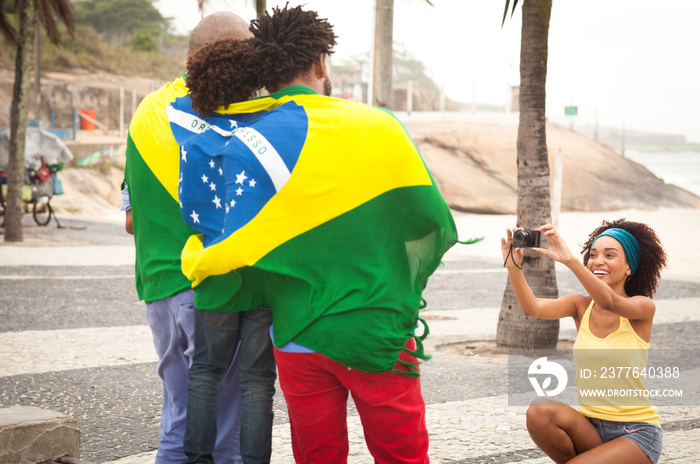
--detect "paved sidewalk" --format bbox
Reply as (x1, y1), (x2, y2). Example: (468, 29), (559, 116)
(1, 211), (699, 463)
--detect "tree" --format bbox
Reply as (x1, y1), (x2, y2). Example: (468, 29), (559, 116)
(371, 0), (433, 109)
(496, 0), (560, 349)
(255, 0), (265, 16)
(372, 0), (393, 108)
(130, 30), (158, 52)
(0, 0), (75, 242)
(73, 0), (167, 45)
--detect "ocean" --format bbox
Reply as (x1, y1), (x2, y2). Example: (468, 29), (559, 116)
(625, 150), (700, 198)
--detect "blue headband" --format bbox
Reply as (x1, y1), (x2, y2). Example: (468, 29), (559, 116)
(593, 228), (641, 276)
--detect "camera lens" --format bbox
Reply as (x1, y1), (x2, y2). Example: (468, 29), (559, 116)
(513, 229), (538, 248)
(514, 230), (530, 243)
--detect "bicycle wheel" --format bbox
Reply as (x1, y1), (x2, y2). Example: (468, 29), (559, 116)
(33, 200), (52, 226)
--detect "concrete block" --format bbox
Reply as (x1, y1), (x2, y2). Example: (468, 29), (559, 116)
(0, 406), (80, 464)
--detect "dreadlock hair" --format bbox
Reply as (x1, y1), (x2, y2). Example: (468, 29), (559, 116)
(186, 38), (260, 116)
(247, 4), (337, 92)
(581, 218), (667, 299)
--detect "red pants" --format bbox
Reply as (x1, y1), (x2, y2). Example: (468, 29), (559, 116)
(274, 340), (430, 464)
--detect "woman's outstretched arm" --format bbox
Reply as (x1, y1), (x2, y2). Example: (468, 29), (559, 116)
(501, 228), (581, 320)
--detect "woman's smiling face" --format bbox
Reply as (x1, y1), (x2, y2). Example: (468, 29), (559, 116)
(587, 235), (631, 285)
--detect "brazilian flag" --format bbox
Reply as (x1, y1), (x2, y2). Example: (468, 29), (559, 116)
(174, 87), (458, 375)
(124, 76), (196, 303)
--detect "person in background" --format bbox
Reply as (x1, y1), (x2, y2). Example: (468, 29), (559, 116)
(121, 11), (253, 464)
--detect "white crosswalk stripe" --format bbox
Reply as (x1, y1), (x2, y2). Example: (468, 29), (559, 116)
(0, 326), (156, 377)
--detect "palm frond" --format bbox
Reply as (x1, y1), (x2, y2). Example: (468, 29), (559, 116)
(50, 0), (75, 37)
(0, 8), (18, 44)
(501, 0), (519, 28)
(36, 0), (75, 44)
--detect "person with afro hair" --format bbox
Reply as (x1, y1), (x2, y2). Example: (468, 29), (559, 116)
(186, 38), (260, 117)
(501, 219), (667, 464)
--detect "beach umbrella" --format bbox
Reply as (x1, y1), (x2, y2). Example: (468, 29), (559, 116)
(0, 127), (74, 171)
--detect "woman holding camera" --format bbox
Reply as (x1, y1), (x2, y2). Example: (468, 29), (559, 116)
(501, 219), (667, 463)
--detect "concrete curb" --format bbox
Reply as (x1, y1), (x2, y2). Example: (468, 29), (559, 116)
(0, 406), (80, 464)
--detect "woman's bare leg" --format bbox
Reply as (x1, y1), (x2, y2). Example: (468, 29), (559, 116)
(526, 398), (603, 464)
(569, 437), (652, 464)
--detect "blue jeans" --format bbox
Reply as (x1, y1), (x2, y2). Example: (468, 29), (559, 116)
(145, 290), (242, 464)
(185, 307), (276, 464)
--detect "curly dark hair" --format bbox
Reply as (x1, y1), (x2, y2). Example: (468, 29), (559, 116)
(186, 38), (260, 116)
(247, 4), (337, 92)
(581, 218), (667, 298)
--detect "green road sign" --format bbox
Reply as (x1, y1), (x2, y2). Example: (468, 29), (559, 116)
(564, 106), (578, 116)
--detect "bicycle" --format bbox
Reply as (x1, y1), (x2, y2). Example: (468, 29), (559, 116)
(0, 160), (63, 228)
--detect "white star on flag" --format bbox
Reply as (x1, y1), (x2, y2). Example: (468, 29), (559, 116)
(209, 159), (216, 169)
(212, 195), (222, 208)
(230, 199), (236, 207)
(181, 147), (187, 162)
(190, 210), (200, 223)
(209, 182), (216, 191)
(236, 187), (243, 196)
(230, 120), (238, 129)
(225, 205), (230, 213)
(219, 167), (223, 176)
(235, 170), (248, 185)
(249, 179), (256, 187)
(201, 174), (208, 183)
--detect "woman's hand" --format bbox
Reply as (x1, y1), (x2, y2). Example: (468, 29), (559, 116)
(501, 228), (524, 269)
(533, 224), (576, 265)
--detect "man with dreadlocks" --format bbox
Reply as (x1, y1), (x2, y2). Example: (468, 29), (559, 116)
(178, 4), (457, 463)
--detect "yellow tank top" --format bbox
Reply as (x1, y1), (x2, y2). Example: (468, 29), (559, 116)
(573, 300), (659, 426)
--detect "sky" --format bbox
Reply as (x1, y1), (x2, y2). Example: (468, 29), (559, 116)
(154, 0), (700, 144)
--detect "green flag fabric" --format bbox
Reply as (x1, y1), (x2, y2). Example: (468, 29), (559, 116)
(174, 87), (458, 375)
(124, 76), (198, 303)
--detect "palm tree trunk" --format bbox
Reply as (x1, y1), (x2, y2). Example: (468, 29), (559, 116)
(496, 0), (559, 348)
(255, 0), (266, 16)
(34, 14), (41, 119)
(4, 0), (37, 242)
(372, 0), (393, 108)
